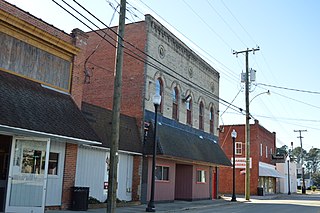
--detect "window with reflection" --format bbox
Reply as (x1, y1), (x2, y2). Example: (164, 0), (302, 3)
(156, 78), (163, 113)
(199, 101), (204, 130)
(155, 165), (169, 181)
(186, 97), (192, 125)
(210, 106), (214, 133)
(172, 87), (179, 120)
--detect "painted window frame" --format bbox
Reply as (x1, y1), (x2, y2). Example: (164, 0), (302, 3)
(235, 142), (242, 155)
(155, 165), (169, 181)
(186, 98), (192, 125)
(156, 78), (164, 113)
(172, 87), (179, 120)
(209, 106), (214, 133)
(199, 101), (204, 130)
(196, 169), (207, 183)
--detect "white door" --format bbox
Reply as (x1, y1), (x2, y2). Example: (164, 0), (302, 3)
(5, 137), (50, 213)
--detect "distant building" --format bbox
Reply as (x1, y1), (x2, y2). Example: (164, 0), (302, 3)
(276, 161), (297, 193)
(218, 120), (283, 196)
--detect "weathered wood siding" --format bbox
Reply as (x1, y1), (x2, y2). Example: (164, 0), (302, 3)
(0, 32), (71, 91)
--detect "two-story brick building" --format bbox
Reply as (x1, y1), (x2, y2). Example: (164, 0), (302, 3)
(218, 120), (283, 196)
(79, 14), (231, 202)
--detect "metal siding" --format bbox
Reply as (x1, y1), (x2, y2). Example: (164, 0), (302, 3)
(75, 146), (107, 202)
(45, 141), (66, 206)
(118, 153), (133, 201)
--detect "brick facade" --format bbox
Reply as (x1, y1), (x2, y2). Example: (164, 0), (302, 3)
(61, 143), (78, 209)
(82, 21), (147, 125)
(218, 120), (276, 195)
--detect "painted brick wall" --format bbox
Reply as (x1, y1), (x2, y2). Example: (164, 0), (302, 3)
(143, 15), (220, 136)
(61, 143), (78, 209)
(218, 120), (276, 195)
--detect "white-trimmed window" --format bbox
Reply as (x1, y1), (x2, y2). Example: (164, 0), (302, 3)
(196, 169), (206, 183)
(155, 165), (169, 181)
(235, 142), (242, 155)
(260, 144), (263, 156)
(266, 146), (268, 158)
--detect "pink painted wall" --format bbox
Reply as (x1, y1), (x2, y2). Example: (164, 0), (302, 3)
(146, 158), (176, 201)
(175, 164), (193, 200)
(192, 165), (210, 199)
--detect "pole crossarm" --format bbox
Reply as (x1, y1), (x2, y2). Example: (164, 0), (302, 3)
(293, 129), (307, 194)
(233, 47), (260, 201)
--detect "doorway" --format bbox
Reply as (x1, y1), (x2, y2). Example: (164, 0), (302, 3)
(5, 137), (50, 213)
(0, 135), (12, 212)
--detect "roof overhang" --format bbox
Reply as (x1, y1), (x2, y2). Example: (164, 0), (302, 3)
(0, 124), (100, 145)
(259, 162), (284, 178)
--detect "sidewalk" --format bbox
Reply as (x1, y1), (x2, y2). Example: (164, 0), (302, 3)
(46, 194), (281, 213)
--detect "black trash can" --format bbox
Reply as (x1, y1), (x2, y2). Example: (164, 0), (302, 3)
(71, 187), (89, 211)
(257, 187), (264, 196)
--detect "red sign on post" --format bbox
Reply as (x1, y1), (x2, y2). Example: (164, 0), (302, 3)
(104, 182), (108, 189)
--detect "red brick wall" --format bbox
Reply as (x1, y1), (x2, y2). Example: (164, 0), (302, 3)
(70, 28), (89, 108)
(61, 143), (78, 209)
(81, 21), (147, 123)
(0, 1), (71, 42)
(132, 155), (142, 201)
(218, 120), (276, 195)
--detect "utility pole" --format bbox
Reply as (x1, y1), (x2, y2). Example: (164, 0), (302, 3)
(294, 129), (307, 194)
(107, 0), (126, 212)
(233, 47), (259, 201)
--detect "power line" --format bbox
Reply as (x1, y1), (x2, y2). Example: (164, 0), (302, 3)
(53, 0), (246, 115)
(131, 0), (240, 84)
(258, 83), (320, 94)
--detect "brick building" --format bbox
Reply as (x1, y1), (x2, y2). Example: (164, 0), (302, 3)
(218, 120), (283, 196)
(0, 2), (101, 212)
(78, 14), (231, 202)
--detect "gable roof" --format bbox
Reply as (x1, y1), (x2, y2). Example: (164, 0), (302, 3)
(81, 102), (143, 154)
(0, 71), (100, 144)
(145, 122), (231, 166)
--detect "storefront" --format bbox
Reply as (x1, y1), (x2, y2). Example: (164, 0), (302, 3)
(0, 71), (100, 213)
(258, 162), (284, 195)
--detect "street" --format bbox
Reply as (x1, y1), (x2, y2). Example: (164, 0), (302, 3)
(186, 194), (320, 213)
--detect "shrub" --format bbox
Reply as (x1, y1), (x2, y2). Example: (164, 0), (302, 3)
(88, 196), (101, 204)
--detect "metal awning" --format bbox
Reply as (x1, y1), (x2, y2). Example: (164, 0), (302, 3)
(259, 162), (284, 178)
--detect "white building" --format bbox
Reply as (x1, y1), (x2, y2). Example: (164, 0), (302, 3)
(276, 160), (297, 194)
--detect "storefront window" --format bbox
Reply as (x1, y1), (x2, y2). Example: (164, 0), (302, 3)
(48, 153), (59, 175)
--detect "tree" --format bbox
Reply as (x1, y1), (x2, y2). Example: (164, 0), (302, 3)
(305, 148), (320, 174)
(276, 145), (288, 156)
(292, 146), (307, 165)
(312, 172), (320, 187)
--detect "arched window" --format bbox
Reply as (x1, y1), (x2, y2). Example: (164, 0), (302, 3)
(210, 106), (214, 133)
(172, 87), (179, 120)
(186, 96), (192, 125)
(156, 78), (163, 113)
(199, 101), (204, 130)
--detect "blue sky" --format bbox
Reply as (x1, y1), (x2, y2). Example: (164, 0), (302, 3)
(7, 0), (320, 151)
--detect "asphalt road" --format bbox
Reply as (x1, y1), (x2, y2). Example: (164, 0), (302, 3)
(187, 194), (320, 213)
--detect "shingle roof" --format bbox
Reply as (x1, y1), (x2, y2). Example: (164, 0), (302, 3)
(0, 71), (100, 143)
(145, 122), (231, 166)
(81, 102), (143, 154)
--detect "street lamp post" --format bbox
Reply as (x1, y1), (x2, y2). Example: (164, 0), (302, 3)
(287, 142), (293, 195)
(231, 129), (237, 202)
(146, 94), (161, 212)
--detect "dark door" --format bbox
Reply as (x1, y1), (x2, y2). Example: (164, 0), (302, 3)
(0, 135), (12, 212)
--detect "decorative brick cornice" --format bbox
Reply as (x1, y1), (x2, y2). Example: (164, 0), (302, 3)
(147, 15), (219, 79)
